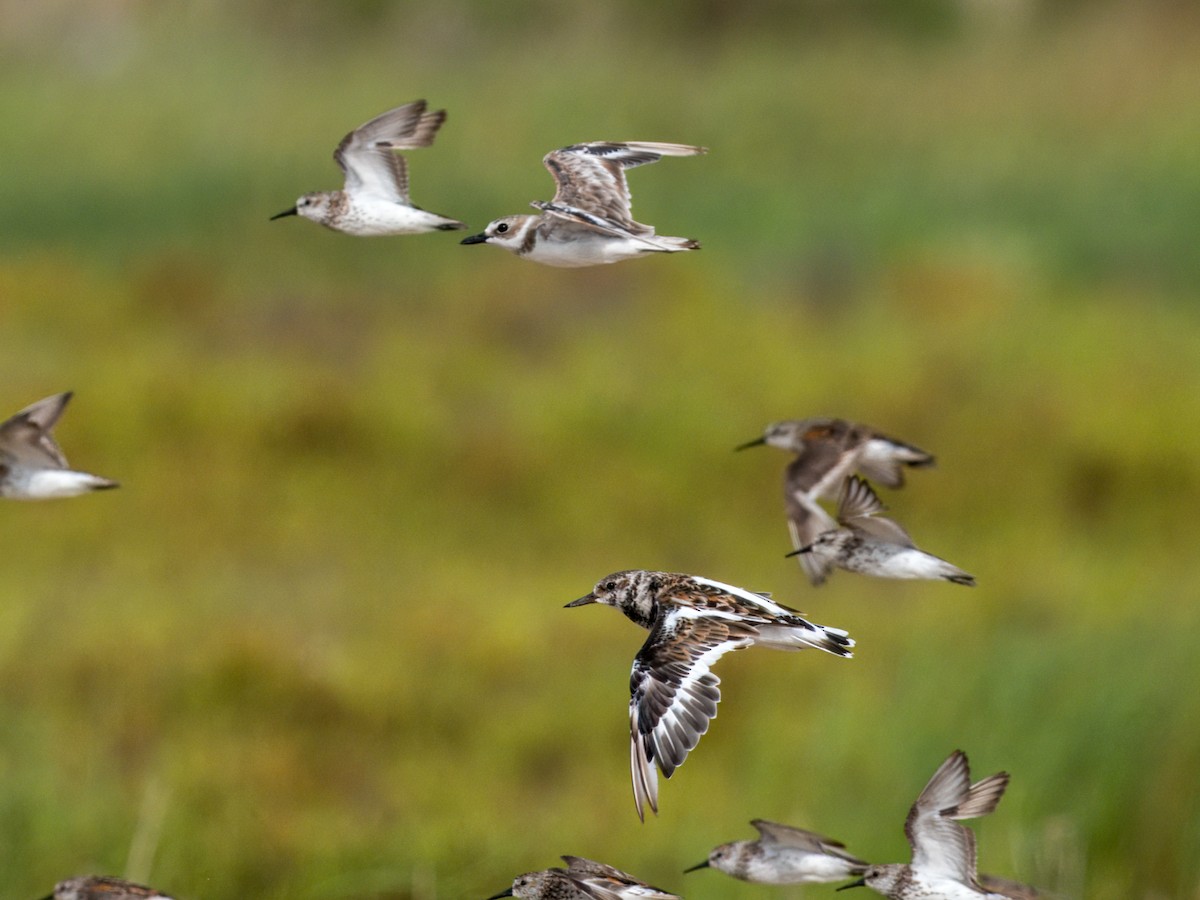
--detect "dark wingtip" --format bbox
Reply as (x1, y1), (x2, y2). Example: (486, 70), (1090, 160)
(437, 221), (469, 231)
(948, 574), (977, 586)
(95, 480), (121, 491)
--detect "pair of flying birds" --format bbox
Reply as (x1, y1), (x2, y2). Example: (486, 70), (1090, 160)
(738, 417), (975, 588)
(270, 99), (704, 267)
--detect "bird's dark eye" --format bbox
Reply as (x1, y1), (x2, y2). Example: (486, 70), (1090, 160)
(496, 222), (510, 234)
(602, 581), (616, 592)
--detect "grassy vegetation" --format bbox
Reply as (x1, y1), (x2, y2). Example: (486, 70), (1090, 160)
(2, 3), (1199, 898)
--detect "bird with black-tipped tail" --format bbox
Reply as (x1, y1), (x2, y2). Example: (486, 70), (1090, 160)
(461, 141), (704, 266)
(789, 477), (974, 586)
(1, 392), (118, 499)
(567, 569), (853, 820)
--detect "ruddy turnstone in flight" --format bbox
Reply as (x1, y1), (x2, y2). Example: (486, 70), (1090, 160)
(0, 392), (118, 499)
(788, 477), (974, 586)
(837, 750), (1010, 899)
(686, 819), (868, 884)
(460, 141), (704, 266)
(566, 570), (853, 820)
(39, 876), (175, 900)
(270, 99), (466, 234)
(486, 856), (679, 900)
(737, 418), (934, 586)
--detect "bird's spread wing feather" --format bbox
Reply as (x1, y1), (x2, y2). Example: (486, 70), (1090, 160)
(784, 490), (839, 585)
(543, 142), (704, 231)
(837, 476), (914, 546)
(0, 393), (71, 468)
(785, 422), (859, 499)
(752, 819), (842, 851)
(561, 857), (679, 900)
(629, 610), (756, 819)
(906, 751), (1010, 884)
(334, 100), (445, 203)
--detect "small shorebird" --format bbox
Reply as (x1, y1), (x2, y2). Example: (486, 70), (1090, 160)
(461, 141), (704, 266)
(270, 99), (465, 235)
(686, 819), (868, 884)
(737, 418), (934, 585)
(487, 856), (679, 900)
(837, 750), (1010, 899)
(788, 477), (974, 586)
(40, 876), (174, 900)
(0, 392), (118, 499)
(566, 570), (853, 820)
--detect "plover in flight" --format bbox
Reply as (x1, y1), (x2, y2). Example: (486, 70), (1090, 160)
(788, 477), (974, 586)
(0, 392), (118, 500)
(837, 750), (1010, 899)
(270, 99), (466, 235)
(460, 141), (704, 266)
(686, 819), (868, 884)
(40, 876), (174, 900)
(487, 856), (679, 900)
(737, 418), (934, 586)
(566, 570), (853, 820)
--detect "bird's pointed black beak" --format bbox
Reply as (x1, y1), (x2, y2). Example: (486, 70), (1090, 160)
(683, 861), (710, 873)
(786, 545), (814, 557)
(460, 232), (489, 245)
(734, 436), (767, 451)
(565, 593), (597, 608)
(837, 878), (867, 891)
(485, 890), (514, 900)
(270, 206), (298, 221)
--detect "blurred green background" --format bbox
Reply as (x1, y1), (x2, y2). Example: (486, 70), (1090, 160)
(2, 1), (1199, 898)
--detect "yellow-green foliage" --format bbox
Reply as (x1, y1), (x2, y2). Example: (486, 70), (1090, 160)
(1, 3), (1199, 899)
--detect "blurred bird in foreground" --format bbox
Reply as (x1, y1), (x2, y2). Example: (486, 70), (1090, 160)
(39, 876), (174, 900)
(737, 417), (934, 585)
(0, 392), (119, 499)
(487, 856), (679, 900)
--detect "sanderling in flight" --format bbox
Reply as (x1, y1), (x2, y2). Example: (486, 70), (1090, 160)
(270, 99), (466, 235)
(788, 477), (974, 586)
(566, 570), (853, 820)
(685, 819), (868, 884)
(837, 750), (1010, 899)
(487, 856), (679, 900)
(39, 876), (174, 900)
(737, 418), (934, 586)
(1, 392), (118, 500)
(460, 141), (705, 266)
